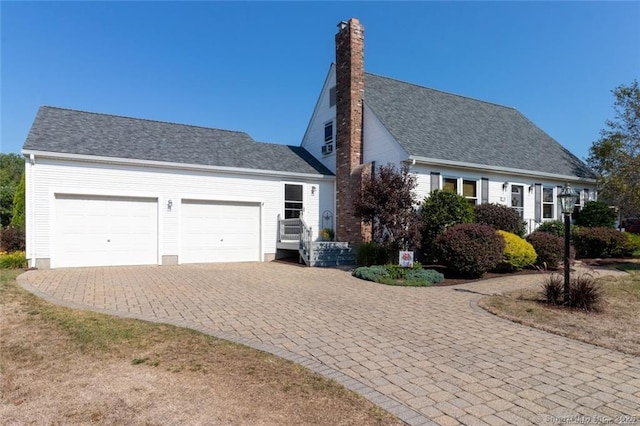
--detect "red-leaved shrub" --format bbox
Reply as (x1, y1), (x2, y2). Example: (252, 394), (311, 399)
(434, 223), (505, 278)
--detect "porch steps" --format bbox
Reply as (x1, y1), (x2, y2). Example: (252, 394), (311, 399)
(302, 241), (356, 267)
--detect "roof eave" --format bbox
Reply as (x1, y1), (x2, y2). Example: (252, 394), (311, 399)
(406, 155), (596, 183)
(22, 149), (335, 180)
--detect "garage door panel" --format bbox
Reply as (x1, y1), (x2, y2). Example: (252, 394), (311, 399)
(54, 195), (158, 268)
(181, 200), (260, 264)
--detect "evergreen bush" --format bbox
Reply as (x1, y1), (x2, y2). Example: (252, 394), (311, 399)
(496, 230), (537, 271)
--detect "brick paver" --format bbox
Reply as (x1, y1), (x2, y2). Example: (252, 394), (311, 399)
(18, 263), (639, 425)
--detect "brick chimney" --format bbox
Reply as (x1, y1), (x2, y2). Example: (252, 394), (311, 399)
(335, 18), (371, 244)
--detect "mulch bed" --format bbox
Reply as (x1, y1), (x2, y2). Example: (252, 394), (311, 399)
(426, 266), (543, 286)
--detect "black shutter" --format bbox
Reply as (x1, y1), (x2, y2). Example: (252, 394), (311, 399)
(534, 183), (542, 223)
(430, 172), (440, 192)
(557, 185), (563, 220)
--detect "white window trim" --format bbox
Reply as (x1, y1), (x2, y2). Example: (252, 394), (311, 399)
(462, 178), (479, 205)
(322, 120), (334, 156)
(542, 186), (555, 220)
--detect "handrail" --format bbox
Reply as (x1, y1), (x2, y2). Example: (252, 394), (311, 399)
(278, 217), (303, 242)
(299, 217), (313, 266)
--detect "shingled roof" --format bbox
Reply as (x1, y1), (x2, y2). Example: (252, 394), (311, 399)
(363, 73), (595, 179)
(23, 106), (332, 176)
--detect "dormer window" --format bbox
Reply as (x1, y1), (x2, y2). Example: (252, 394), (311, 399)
(322, 121), (334, 156)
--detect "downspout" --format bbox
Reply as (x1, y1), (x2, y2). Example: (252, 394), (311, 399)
(27, 154), (36, 268)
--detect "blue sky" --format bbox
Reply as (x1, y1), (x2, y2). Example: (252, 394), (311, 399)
(2, 2), (639, 162)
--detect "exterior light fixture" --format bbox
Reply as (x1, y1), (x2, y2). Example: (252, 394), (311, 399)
(557, 183), (579, 304)
(167, 200), (173, 209)
(311, 186), (317, 195)
(503, 182), (509, 190)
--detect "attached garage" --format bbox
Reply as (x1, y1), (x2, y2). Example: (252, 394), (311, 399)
(180, 200), (261, 263)
(54, 194), (158, 268)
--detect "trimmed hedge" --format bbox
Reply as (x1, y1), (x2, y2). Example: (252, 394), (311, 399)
(474, 203), (526, 237)
(497, 230), (537, 271)
(572, 227), (631, 258)
(526, 231), (564, 269)
(434, 223), (505, 278)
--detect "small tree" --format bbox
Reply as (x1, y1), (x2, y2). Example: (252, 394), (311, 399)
(10, 173), (26, 229)
(575, 200), (616, 228)
(587, 80), (640, 219)
(420, 189), (474, 257)
(353, 164), (421, 256)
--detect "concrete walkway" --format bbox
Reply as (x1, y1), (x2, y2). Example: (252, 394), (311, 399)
(19, 263), (640, 426)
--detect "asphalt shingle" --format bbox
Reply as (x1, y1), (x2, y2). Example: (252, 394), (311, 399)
(23, 106), (333, 176)
(363, 73), (595, 179)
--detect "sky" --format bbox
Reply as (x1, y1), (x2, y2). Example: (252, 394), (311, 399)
(1, 2), (639, 163)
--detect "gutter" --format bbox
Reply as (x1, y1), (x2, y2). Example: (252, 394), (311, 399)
(21, 150), (335, 181)
(406, 155), (597, 183)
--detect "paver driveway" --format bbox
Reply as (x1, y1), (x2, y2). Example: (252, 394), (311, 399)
(19, 263), (640, 426)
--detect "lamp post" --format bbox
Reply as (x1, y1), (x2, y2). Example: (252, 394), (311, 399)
(558, 183), (579, 304)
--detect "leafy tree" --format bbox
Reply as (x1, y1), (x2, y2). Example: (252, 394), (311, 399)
(587, 80), (640, 218)
(575, 200), (616, 228)
(353, 164), (421, 254)
(10, 173), (26, 229)
(0, 153), (24, 227)
(420, 189), (474, 256)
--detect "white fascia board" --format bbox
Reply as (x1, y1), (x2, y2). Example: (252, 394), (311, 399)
(22, 149), (335, 181)
(406, 155), (596, 183)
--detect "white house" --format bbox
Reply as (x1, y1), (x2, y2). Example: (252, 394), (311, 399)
(22, 18), (596, 269)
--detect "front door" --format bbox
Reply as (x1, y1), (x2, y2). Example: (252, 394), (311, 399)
(511, 185), (524, 218)
(284, 184), (303, 219)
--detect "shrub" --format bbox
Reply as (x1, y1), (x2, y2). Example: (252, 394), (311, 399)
(319, 228), (334, 241)
(420, 190), (474, 258)
(526, 231), (564, 269)
(355, 241), (390, 266)
(496, 230), (537, 271)
(434, 223), (505, 278)
(625, 232), (640, 256)
(572, 227), (631, 258)
(569, 274), (602, 311)
(352, 265), (389, 282)
(0, 251), (27, 269)
(542, 273), (564, 304)
(352, 264), (443, 286)
(404, 268), (444, 284)
(474, 203), (526, 237)
(0, 226), (25, 252)
(575, 201), (616, 228)
(535, 220), (572, 238)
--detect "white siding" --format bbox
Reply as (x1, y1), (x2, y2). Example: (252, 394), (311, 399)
(410, 163), (596, 234)
(300, 65), (337, 173)
(28, 157), (333, 266)
(362, 103), (408, 167)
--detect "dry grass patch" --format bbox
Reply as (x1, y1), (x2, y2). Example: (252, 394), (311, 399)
(0, 270), (401, 425)
(478, 268), (640, 356)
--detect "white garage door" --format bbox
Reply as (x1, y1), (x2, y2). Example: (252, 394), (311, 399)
(54, 194), (158, 268)
(181, 200), (260, 263)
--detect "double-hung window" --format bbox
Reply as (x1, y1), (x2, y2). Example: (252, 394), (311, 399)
(443, 177), (458, 193)
(463, 179), (478, 205)
(322, 121), (334, 155)
(443, 177), (478, 206)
